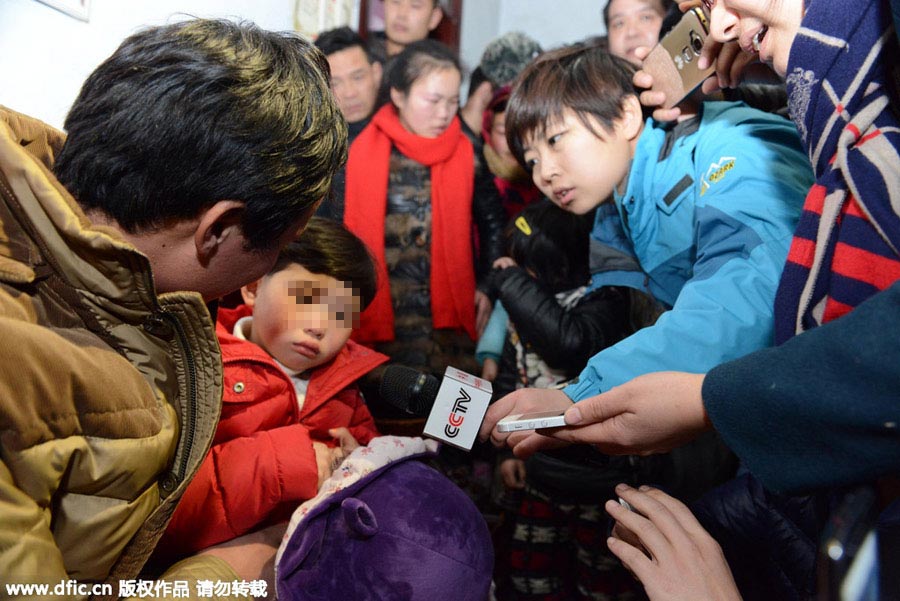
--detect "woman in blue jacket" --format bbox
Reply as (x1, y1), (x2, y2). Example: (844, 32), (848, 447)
(480, 44), (812, 426)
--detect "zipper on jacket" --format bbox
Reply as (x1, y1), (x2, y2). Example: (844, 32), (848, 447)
(156, 311), (198, 498)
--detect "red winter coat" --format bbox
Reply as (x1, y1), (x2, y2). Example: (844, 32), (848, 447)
(161, 305), (386, 556)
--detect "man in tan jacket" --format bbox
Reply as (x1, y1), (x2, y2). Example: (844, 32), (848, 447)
(0, 18), (346, 600)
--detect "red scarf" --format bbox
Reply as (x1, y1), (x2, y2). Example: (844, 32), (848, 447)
(344, 104), (476, 342)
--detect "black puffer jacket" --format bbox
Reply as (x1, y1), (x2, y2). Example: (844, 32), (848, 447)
(691, 473), (828, 601)
(483, 265), (636, 379)
(472, 159), (507, 278)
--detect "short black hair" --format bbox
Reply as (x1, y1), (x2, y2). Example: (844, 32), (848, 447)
(54, 19), (347, 251)
(316, 26), (376, 63)
(272, 217), (378, 310)
(386, 39), (460, 96)
(505, 43), (640, 168)
(602, 0), (673, 29)
(467, 66), (491, 96)
(505, 199), (593, 293)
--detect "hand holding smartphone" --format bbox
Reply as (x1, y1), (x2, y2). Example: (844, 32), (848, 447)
(641, 7), (714, 109)
(496, 409), (568, 432)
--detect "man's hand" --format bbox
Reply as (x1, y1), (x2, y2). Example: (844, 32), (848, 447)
(479, 388), (574, 458)
(499, 458), (527, 489)
(199, 522), (287, 600)
(553, 371), (711, 456)
(605, 484), (742, 601)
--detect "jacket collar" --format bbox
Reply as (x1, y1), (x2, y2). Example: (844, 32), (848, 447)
(0, 107), (165, 314)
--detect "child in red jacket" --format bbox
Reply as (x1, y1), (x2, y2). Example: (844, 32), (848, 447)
(161, 217), (387, 556)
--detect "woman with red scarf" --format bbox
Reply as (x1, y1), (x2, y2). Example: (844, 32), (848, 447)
(344, 40), (505, 398)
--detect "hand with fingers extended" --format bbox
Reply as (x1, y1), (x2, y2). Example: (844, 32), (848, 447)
(605, 484), (742, 601)
(552, 371), (712, 456)
(478, 387), (573, 458)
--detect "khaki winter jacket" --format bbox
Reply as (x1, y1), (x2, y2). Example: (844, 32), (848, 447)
(0, 106), (238, 599)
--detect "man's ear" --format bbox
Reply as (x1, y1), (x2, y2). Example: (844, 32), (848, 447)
(241, 280), (260, 307)
(194, 199), (246, 266)
(428, 6), (443, 31)
(618, 95), (645, 141)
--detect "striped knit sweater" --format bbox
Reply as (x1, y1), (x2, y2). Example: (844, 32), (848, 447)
(774, 0), (900, 343)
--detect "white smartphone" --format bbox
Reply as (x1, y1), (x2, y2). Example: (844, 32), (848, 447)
(496, 410), (567, 432)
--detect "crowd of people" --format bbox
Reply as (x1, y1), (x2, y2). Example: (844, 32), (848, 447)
(0, 0), (898, 599)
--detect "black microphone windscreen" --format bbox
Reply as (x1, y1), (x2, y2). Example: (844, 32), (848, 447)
(378, 365), (440, 416)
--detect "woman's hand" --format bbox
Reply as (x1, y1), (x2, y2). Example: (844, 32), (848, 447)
(605, 484), (742, 601)
(475, 290), (493, 338)
(481, 357), (499, 382)
(633, 46), (685, 122)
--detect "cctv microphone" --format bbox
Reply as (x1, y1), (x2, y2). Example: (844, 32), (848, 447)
(378, 365), (442, 416)
(423, 367), (493, 451)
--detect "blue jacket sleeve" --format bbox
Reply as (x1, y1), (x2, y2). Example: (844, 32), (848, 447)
(703, 281), (900, 494)
(475, 301), (508, 364)
(565, 111), (810, 400)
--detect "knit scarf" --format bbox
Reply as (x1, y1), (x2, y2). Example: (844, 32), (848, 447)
(344, 104), (476, 342)
(774, 0), (900, 343)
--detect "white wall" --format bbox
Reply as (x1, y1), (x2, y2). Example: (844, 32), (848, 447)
(0, 0), (606, 125)
(498, 0), (604, 50)
(459, 0), (606, 98)
(0, 0), (295, 129)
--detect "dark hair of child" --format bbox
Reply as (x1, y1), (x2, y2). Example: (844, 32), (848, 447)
(504, 200), (593, 294)
(271, 217), (378, 310)
(504, 44), (646, 168)
(385, 39), (460, 96)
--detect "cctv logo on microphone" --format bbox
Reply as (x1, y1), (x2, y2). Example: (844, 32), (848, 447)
(424, 367), (493, 451)
(444, 388), (471, 438)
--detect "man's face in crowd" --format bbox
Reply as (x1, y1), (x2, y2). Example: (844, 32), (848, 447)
(383, 0), (443, 54)
(327, 46), (383, 123)
(606, 0), (666, 65)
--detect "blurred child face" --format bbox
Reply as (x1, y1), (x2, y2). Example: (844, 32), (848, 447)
(391, 67), (461, 138)
(706, 0), (804, 76)
(384, 0), (443, 53)
(522, 106), (640, 215)
(606, 0), (665, 66)
(241, 264), (361, 373)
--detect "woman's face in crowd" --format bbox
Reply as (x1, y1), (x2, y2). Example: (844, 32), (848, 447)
(706, 0), (805, 76)
(489, 111), (519, 169)
(392, 67), (461, 138)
